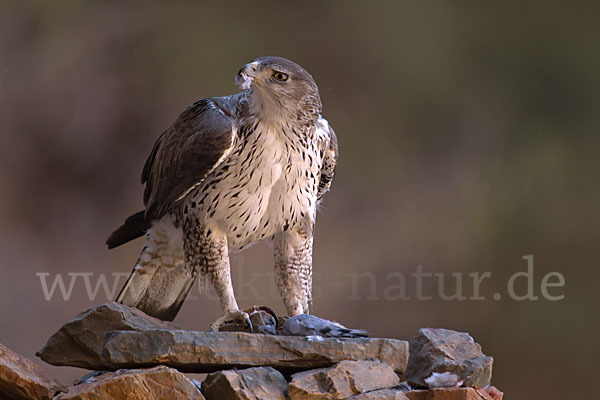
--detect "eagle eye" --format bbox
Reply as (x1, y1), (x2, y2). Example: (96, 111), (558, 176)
(272, 71), (289, 82)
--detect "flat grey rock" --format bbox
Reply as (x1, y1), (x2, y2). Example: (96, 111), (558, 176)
(101, 329), (408, 374)
(36, 302), (178, 370)
(37, 303), (408, 374)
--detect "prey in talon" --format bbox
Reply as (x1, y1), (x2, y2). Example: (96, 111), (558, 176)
(106, 56), (338, 331)
(216, 306), (280, 334)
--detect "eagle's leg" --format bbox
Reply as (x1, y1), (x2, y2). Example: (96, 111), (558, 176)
(274, 227), (313, 316)
(183, 215), (251, 332)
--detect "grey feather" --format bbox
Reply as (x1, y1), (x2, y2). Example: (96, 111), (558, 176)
(280, 314), (369, 338)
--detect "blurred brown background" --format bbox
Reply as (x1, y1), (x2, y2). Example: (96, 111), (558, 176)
(0, 1), (598, 398)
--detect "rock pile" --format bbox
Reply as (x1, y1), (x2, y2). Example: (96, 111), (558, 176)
(0, 303), (503, 399)
(36, 303), (408, 374)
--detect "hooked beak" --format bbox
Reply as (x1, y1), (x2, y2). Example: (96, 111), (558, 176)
(236, 61), (260, 90)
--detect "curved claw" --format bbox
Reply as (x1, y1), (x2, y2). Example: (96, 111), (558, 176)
(257, 306), (278, 321)
(245, 317), (254, 333)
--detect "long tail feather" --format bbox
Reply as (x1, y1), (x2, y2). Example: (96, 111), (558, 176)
(114, 216), (197, 321)
(106, 211), (151, 249)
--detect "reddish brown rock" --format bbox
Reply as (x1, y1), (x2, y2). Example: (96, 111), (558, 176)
(55, 366), (204, 399)
(347, 388), (410, 399)
(406, 387), (496, 400)
(287, 360), (400, 400)
(0, 343), (65, 400)
(405, 328), (493, 389)
(482, 387), (503, 400)
(201, 367), (287, 400)
(101, 329), (408, 374)
(36, 302), (178, 370)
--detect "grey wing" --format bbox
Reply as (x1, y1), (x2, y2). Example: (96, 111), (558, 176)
(316, 117), (338, 200)
(142, 96), (238, 220)
(280, 314), (369, 338)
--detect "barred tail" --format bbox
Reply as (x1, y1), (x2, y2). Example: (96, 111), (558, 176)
(114, 216), (198, 322)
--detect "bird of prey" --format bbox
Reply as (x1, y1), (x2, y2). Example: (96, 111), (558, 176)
(106, 56), (338, 331)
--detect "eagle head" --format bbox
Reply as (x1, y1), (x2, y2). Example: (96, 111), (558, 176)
(236, 56), (321, 124)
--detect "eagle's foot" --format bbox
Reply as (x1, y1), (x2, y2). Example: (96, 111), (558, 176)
(209, 310), (253, 333)
(213, 306), (279, 334)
